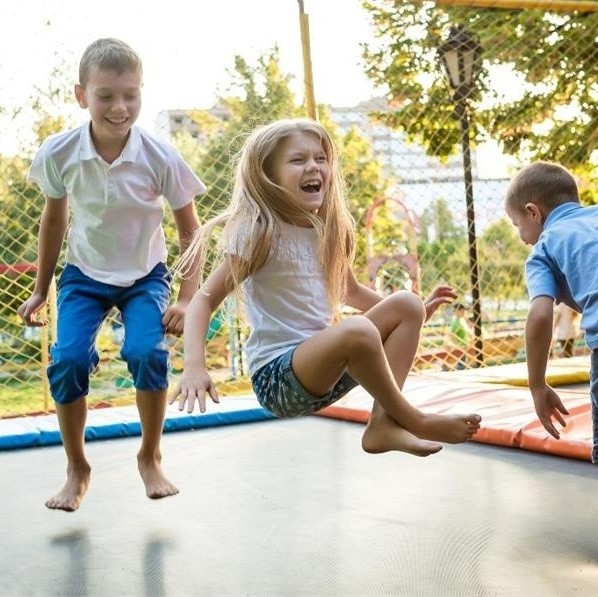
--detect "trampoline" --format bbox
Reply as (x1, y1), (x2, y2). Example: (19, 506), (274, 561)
(1, 359), (597, 596)
(1, 415), (597, 596)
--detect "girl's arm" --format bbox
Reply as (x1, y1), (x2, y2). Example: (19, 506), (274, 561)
(344, 270), (456, 321)
(169, 259), (238, 413)
(17, 195), (68, 326)
(162, 202), (201, 335)
(344, 269), (382, 312)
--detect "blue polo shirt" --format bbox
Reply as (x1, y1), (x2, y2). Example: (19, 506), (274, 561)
(526, 202), (598, 348)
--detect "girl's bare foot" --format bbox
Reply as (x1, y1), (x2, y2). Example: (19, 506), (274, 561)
(362, 413), (443, 456)
(45, 463), (91, 512)
(138, 456), (179, 499)
(413, 413), (482, 443)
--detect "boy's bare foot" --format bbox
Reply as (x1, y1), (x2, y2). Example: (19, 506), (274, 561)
(362, 413), (443, 456)
(45, 463), (91, 512)
(413, 413), (482, 444)
(138, 456), (179, 499)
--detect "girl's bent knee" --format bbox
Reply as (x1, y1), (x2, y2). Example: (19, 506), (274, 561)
(342, 316), (382, 351)
(391, 291), (425, 323)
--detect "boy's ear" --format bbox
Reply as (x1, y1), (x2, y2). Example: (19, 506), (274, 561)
(74, 84), (88, 109)
(524, 202), (543, 222)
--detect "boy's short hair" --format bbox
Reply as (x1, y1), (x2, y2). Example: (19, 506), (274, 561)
(505, 161), (579, 213)
(79, 38), (142, 87)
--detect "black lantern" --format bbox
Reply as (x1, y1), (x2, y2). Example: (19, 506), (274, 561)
(439, 25), (481, 101)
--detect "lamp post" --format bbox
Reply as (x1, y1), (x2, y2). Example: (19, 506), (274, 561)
(439, 25), (484, 366)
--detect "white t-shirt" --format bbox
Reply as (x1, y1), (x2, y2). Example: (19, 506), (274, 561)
(28, 122), (206, 286)
(237, 222), (332, 374)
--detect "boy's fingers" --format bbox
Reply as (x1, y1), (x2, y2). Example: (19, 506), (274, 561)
(557, 401), (570, 415)
(545, 423), (560, 439)
(554, 410), (567, 427)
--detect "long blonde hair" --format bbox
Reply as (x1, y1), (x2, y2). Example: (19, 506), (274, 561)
(177, 118), (356, 312)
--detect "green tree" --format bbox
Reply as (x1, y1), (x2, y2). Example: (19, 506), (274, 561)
(478, 218), (528, 310)
(361, 0), (598, 201)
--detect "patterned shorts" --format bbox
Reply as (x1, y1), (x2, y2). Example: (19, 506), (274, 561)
(251, 347), (358, 418)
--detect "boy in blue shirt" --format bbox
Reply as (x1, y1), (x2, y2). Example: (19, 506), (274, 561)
(18, 38), (206, 509)
(505, 161), (598, 462)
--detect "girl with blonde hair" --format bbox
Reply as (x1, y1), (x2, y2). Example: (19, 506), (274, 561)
(170, 118), (481, 456)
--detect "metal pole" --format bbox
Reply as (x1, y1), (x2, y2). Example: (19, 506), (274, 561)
(456, 99), (484, 366)
(297, 0), (318, 120)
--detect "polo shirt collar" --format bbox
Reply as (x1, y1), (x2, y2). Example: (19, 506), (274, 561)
(544, 201), (581, 227)
(79, 121), (141, 162)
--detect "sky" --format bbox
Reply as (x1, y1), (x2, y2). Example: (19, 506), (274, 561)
(1, 0), (379, 142)
(1, 0), (511, 176)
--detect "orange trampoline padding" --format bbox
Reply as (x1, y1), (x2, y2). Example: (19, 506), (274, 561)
(316, 375), (592, 461)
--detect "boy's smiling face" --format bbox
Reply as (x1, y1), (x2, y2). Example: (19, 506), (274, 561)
(75, 65), (142, 152)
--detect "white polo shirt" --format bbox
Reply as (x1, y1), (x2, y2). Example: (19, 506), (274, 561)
(29, 122), (206, 286)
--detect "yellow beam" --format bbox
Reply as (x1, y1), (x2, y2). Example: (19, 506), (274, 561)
(434, 0), (598, 12)
(297, 1), (318, 120)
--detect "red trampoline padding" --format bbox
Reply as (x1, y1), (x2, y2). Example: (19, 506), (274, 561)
(316, 376), (592, 461)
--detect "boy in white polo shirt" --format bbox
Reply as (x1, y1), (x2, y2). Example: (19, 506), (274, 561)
(18, 38), (206, 511)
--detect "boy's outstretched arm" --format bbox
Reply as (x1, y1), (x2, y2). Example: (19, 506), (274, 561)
(169, 261), (235, 413)
(17, 196), (68, 326)
(525, 296), (569, 439)
(162, 203), (201, 336)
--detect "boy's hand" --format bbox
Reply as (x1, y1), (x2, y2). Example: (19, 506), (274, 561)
(17, 293), (48, 326)
(169, 368), (220, 413)
(423, 285), (458, 321)
(530, 385), (569, 439)
(162, 301), (187, 336)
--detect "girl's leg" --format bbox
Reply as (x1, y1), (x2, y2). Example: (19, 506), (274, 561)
(361, 292), (479, 452)
(292, 292), (480, 455)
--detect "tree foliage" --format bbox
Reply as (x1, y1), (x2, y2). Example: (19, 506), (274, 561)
(361, 0), (598, 202)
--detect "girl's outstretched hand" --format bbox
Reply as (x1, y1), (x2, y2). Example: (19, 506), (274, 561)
(423, 285), (458, 321)
(169, 367), (220, 413)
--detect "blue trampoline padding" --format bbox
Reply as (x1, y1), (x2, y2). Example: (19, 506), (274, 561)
(0, 395), (276, 451)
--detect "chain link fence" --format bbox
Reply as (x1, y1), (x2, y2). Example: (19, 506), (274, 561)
(1, 0), (596, 417)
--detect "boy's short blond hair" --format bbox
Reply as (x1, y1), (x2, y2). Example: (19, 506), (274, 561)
(79, 38), (142, 87)
(505, 161), (579, 213)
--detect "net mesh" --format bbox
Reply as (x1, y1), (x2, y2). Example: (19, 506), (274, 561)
(1, 0), (595, 416)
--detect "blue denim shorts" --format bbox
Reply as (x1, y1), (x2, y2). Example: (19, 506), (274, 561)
(48, 263), (171, 404)
(251, 347), (358, 418)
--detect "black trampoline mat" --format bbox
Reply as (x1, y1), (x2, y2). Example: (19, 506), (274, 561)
(1, 416), (597, 596)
